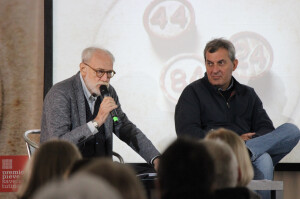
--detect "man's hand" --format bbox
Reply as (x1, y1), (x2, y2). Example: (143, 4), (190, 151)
(240, 132), (256, 141)
(153, 157), (160, 172)
(94, 96), (118, 126)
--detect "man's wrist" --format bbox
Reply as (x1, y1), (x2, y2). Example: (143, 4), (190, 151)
(92, 120), (100, 129)
(151, 155), (160, 165)
(87, 121), (99, 135)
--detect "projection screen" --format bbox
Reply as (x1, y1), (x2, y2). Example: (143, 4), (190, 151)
(49, 0), (300, 165)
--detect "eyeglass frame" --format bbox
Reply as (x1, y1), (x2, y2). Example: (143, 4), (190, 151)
(83, 62), (116, 78)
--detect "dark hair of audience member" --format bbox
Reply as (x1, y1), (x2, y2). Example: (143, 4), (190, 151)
(64, 158), (94, 178)
(158, 137), (216, 199)
(17, 139), (82, 199)
(77, 158), (147, 199)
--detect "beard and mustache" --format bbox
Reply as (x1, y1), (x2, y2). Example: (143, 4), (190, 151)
(84, 77), (110, 97)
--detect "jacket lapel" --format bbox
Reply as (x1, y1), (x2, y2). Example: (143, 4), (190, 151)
(74, 72), (86, 125)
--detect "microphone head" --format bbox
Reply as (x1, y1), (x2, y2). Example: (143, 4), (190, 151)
(100, 85), (110, 97)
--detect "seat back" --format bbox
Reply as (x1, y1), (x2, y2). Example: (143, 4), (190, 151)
(113, 151), (124, 163)
(23, 129), (41, 158)
(23, 129), (124, 162)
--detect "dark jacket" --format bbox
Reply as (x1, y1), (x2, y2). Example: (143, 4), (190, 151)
(175, 73), (274, 138)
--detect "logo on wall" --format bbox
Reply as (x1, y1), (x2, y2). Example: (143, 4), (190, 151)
(2, 159), (12, 170)
(0, 156), (28, 192)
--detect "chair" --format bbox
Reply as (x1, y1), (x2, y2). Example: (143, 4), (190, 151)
(248, 180), (283, 199)
(23, 129), (124, 163)
(23, 129), (41, 158)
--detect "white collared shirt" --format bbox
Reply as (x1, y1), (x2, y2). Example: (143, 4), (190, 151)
(80, 73), (99, 135)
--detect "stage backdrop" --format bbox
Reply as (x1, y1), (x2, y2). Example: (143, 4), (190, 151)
(51, 0), (300, 163)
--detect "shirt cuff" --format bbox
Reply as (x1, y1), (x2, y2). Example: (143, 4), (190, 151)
(150, 155), (160, 165)
(87, 121), (98, 135)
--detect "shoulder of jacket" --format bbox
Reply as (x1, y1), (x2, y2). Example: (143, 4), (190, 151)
(45, 73), (78, 99)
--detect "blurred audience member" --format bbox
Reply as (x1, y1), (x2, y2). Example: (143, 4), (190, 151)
(157, 137), (215, 199)
(205, 128), (254, 186)
(203, 139), (238, 189)
(64, 158), (94, 178)
(77, 158), (147, 199)
(203, 139), (260, 199)
(17, 139), (82, 199)
(32, 174), (122, 199)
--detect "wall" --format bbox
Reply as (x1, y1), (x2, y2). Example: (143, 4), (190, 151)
(275, 171), (300, 199)
(0, 0), (44, 198)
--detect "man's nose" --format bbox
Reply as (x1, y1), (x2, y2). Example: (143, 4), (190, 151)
(100, 73), (109, 82)
(212, 65), (219, 73)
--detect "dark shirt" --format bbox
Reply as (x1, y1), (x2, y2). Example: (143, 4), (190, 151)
(78, 96), (108, 158)
(175, 73), (275, 138)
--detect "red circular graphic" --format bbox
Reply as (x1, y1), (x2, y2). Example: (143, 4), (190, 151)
(230, 31), (273, 79)
(160, 54), (205, 104)
(143, 0), (195, 40)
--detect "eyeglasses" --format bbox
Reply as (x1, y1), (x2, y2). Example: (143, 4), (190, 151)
(83, 62), (116, 78)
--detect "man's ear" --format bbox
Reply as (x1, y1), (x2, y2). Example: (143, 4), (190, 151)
(233, 59), (238, 71)
(80, 63), (87, 77)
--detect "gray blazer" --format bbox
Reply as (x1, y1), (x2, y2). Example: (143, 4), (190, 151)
(40, 72), (160, 163)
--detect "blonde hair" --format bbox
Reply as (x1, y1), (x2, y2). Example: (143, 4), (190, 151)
(205, 128), (254, 186)
(17, 139), (82, 199)
(201, 139), (238, 189)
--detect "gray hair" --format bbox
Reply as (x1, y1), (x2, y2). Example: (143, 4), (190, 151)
(32, 174), (122, 199)
(201, 139), (238, 189)
(205, 128), (254, 186)
(82, 47), (115, 63)
(204, 38), (236, 62)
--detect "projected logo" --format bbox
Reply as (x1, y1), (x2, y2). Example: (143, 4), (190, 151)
(230, 31), (273, 79)
(160, 31), (274, 104)
(160, 54), (205, 104)
(143, 0), (195, 39)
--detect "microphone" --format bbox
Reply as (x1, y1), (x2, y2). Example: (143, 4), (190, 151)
(99, 85), (119, 123)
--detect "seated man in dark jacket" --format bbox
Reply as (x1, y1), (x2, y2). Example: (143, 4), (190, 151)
(175, 38), (300, 199)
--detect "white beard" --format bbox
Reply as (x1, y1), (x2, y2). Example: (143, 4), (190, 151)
(84, 77), (109, 96)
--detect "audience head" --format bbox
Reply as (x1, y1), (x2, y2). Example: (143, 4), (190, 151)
(32, 173), (122, 199)
(202, 139), (239, 189)
(205, 128), (254, 186)
(158, 137), (215, 199)
(64, 158), (94, 178)
(17, 139), (82, 199)
(77, 158), (146, 199)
